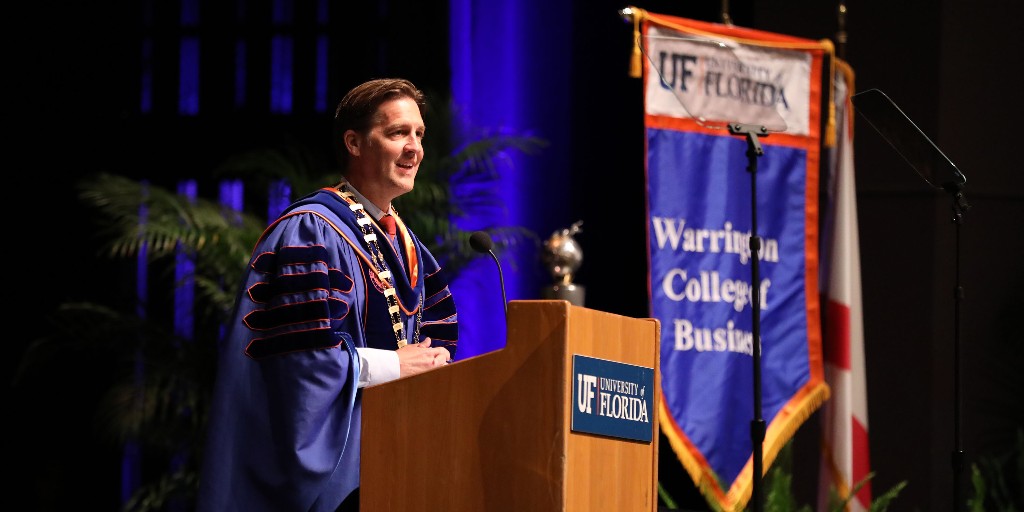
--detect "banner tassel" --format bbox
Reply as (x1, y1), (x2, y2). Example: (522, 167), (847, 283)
(626, 6), (646, 78)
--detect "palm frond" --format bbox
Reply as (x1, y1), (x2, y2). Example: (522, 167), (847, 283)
(77, 172), (266, 316)
(866, 477), (907, 512)
(211, 135), (338, 195)
(79, 173), (265, 261)
(122, 468), (199, 512)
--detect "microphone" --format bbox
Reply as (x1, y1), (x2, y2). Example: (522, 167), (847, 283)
(469, 231), (507, 317)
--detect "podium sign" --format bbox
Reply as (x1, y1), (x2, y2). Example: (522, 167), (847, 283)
(572, 355), (655, 443)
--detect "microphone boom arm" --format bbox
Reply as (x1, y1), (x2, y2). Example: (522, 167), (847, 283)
(469, 231), (508, 318)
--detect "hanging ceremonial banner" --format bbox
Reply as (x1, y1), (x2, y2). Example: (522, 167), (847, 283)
(628, 8), (833, 511)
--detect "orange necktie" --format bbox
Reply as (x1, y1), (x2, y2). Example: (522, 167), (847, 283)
(380, 215), (397, 241)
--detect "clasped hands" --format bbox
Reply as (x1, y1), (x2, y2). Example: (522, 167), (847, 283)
(397, 337), (451, 377)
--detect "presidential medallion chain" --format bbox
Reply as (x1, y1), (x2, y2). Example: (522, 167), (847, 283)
(336, 182), (421, 349)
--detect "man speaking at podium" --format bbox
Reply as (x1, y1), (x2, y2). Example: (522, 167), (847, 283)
(197, 78), (458, 512)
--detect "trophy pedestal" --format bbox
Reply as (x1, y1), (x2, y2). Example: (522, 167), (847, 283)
(542, 283), (585, 306)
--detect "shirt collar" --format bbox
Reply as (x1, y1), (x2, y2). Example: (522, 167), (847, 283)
(341, 180), (390, 221)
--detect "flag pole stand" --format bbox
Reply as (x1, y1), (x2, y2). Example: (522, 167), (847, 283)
(728, 121), (769, 512)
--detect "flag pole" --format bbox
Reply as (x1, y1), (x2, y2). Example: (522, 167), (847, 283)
(835, 1), (848, 60)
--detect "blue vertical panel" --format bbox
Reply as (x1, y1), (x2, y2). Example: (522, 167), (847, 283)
(270, 0), (294, 113)
(450, 0), (509, 358)
(268, 179), (292, 219)
(139, 0), (155, 113)
(220, 179), (245, 220)
(315, 0), (328, 25)
(271, 0), (292, 23)
(315, 35), (328, 113)
(179, 38), (200, 115)
(181, 0), (198, 25)
(169, 180), (197, 512)
(234, 40), (247, 109)
(234, 0), (248, 108)
(140, 39), (154, 113)
(135, 183), (151, 322)
(175, 180), (197, 341)
(121, 182), (150, 506)
(449, 0), (572, 359)
(220, 179), (245, 340)
(270, 36), (293, 113)
(449, 0), (472, 122)
(178, 0), (200, 115)
(314, 0), (328, 112)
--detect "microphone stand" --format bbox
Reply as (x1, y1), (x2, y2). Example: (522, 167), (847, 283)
(469, 231), (508, 319)
(851, 87), (971, 510)
(947, 184), (970, 511)
(486, 248), (508, 317)
(728, 122), (769, 512)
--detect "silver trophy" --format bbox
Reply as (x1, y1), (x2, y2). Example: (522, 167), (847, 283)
(541, 221), (585, 306)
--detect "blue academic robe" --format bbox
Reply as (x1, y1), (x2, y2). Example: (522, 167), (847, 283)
(196, 187), (458, 511)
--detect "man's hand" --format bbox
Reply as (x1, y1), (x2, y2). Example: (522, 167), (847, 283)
(396, 337), (451, 377)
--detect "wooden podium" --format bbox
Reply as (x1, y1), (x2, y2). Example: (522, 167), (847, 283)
(361, 300), (661, 511)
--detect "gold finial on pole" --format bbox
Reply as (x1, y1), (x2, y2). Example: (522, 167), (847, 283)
(618, 6), (635, 23)
(836, 1), (848, 60)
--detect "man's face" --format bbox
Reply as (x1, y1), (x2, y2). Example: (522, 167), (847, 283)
(348, 96), (424, 205)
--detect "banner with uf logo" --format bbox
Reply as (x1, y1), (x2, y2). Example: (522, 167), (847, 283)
(631, 8), (832, 511)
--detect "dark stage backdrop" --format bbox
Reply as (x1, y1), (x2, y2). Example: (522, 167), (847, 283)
(10, 1), (1022, 511)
